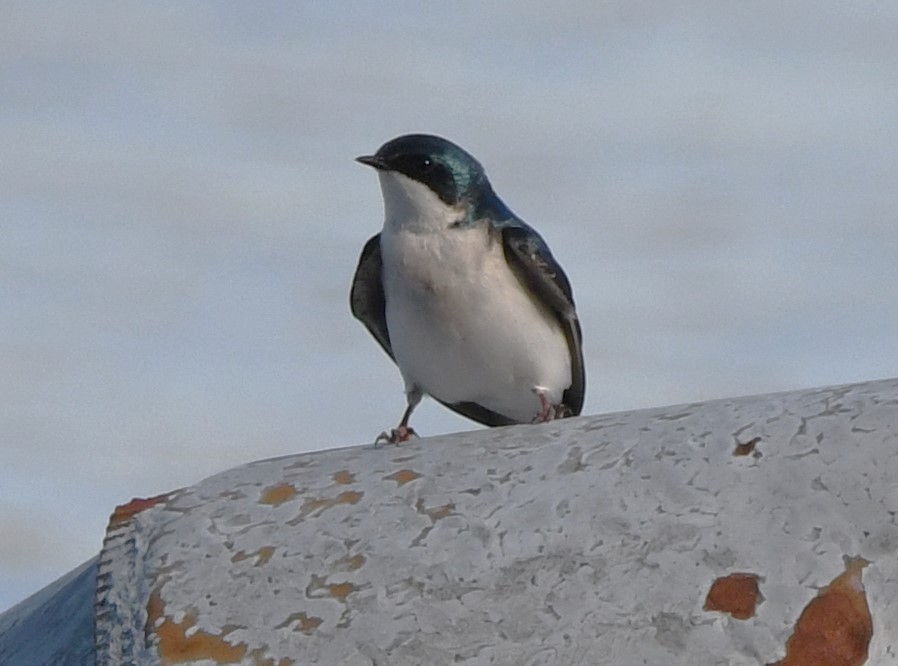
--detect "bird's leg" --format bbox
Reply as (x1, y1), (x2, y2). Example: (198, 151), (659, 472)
(375, 389), (422, 446)
(533, 388), (556, 423)
(532, 388), (572, 423)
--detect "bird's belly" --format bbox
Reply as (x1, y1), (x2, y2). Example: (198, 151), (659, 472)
(383, 229), (571, 423)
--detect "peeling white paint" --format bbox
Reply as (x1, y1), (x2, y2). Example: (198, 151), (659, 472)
(9, 379), (898, 664)
(89, 379), (898, 664)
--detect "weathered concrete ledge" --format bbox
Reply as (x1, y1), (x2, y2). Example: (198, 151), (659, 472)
(3, 378), (898, 665)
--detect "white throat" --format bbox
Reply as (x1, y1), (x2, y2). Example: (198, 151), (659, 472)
(377, 170), (465, 234)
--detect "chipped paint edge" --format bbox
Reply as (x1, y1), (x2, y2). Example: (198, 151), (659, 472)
(95, 494), (172, 665)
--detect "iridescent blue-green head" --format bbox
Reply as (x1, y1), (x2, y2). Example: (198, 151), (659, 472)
(357, 134), (514, 226)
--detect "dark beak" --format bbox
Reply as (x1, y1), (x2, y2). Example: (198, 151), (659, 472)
(356, 154), (389, 170)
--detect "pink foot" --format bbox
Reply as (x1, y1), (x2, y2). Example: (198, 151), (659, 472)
(534, 391), (556, 423)
(532, 390), (573, 423)
(374, 425), (418, 446)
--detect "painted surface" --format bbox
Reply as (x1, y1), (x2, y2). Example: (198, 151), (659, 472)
(0, 556), (97, 665)
(87, 378), (898, 664)
(4, 379), (896, 663)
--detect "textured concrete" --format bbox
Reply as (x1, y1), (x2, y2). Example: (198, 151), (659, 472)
(90, 378), (898, 665)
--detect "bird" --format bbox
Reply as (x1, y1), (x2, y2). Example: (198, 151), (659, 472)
(350, 133), (585, 443)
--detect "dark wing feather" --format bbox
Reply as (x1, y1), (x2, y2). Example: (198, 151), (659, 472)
(349, 234), (394, 361)
(500, 224), (586, 417)
(435, 399), (520, 427)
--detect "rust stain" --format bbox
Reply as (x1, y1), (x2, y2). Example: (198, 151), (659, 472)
(295, 490), (364, 519)
(109, 493), (171, 528)
(416, 498), (456, 522)
(146, 589), (247, 664)
(255, 545), (275, 565)
(275, 611), (323, 635)
(145, 588), (164, 638)
(386, 469), (422, 486)
(333, 470), (355, 485)
(703, 572), (762, 620)
(327, 582), (356, 600)
(306, 574), (359, 602)
(429, 503), (454, 521)
(327, 583), (355, 601)
(734, 436), (761, 456)
(338, 490), (363, 504)
(298, 497), (329, 515)
(295, 613), (323, 634)
(260, 483), (298, 506)
(231, 545), (275, 567)
(336, 553), (366, 571)
(772, 557), (872, 666)
(250, 648), (295, 666)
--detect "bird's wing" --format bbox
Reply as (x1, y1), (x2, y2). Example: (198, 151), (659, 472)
(349, 234), (394, 361)
(435, 398), (520, 427)
(500, 223), (586, 417)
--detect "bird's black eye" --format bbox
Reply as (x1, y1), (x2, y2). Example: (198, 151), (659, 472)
(391, 153), (459, 205)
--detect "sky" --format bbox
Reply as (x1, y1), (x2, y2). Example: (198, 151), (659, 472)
(2, 1), (898, 612)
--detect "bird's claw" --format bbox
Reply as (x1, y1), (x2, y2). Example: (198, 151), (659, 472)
(374, 425), (418, 447)
(532, 389), (571, 423)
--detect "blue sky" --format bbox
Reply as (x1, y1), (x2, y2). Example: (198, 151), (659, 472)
(2, 1), (898, 611)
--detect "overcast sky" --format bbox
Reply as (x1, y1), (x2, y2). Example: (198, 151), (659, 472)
(2, 1), (898, 612)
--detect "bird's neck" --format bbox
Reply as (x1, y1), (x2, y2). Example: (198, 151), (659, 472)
(378, 171), (466, 235)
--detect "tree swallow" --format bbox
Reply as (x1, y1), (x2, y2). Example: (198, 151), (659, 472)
(351, 134), (585, 442)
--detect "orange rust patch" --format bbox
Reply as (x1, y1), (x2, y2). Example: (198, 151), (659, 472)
(260, 483), (298, 506)
(146, 589), (247, 664)
(338, 490), (362, 504)
(254, 545), (275, 565)
(275, 611), (323, 635)
(306, 574), (359, 602)
(386, 469), (422, 486)
(337, 553), (366, 571)
(333, 470), (355, 485)
(703, 572), (762, 620)
(145, 588), (165, 637)
(327, 582), (356, 600)
(231, 545), (275, 566)
(297, 490), (363, 518)
(773, 557), (872, 666)
(109, 493), (170, 528)
(734, 436), (761, 456)
(296, 614), (322, 634)
(250, 648), (294, 666)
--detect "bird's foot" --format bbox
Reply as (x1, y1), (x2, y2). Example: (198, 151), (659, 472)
(533, 391), (556, 423)
(374, 425), (418, 447)
(532, 390), (572, 423)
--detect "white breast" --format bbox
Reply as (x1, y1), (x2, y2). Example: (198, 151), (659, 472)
(377, 171), (572, 423)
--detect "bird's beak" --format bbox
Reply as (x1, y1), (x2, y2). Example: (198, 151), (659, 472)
(356, 154), (389, 170)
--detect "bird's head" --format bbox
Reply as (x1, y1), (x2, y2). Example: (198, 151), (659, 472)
(357, 134), (511, 229)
